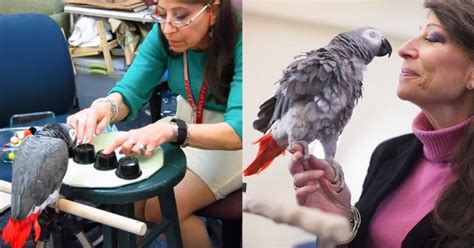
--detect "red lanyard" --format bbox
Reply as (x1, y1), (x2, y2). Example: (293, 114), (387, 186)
(183, 51), (207, 124)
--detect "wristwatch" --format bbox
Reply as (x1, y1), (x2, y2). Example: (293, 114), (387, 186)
(169, 118), (189, 147)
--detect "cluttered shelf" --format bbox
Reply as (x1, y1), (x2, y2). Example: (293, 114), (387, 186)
(64, 4), (155, 23)
(64, 0), (157, 75)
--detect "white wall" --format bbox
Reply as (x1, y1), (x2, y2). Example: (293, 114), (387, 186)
(243, 1), (425, 247)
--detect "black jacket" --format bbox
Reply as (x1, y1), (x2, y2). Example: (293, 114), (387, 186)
(349, 134), (443, 248)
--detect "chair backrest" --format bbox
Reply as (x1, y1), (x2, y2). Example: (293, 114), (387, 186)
(149, 81), (174, 123)
(0, 13), (76, 127)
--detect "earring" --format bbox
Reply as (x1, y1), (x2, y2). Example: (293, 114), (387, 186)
(467, 82), (473, 90)
(208, 26), (214, 38)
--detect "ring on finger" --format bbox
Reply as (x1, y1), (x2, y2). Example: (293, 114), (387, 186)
(138, 143), (146, 152)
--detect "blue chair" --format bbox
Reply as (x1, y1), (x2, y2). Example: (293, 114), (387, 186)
(0, 13), (78, 128)
(0, 13), (79, 181)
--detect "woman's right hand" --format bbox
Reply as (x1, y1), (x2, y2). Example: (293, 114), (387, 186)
(289, 144), (352, 218)
(66, 100), (112, 144)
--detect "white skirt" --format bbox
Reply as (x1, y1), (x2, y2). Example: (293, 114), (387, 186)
(170, 96), (242, 200)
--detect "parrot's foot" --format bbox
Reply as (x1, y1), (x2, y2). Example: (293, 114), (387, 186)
(54, 195), (65, 213)
(289, 141), (310, 160)
(326, 159), (345, 193)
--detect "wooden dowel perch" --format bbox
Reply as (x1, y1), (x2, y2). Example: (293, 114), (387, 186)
(244, 197), (351, 247)
(0, 180), (146, 236)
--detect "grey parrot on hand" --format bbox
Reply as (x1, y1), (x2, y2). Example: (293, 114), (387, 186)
(244, 27), (392, 178)
(2, 123), (76, 248)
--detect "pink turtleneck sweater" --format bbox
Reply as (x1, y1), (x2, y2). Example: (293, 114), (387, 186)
(367, 112), (471, 248)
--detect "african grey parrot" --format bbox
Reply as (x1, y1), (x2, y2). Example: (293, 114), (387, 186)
(2, 123), (76, 248)
(244, 27), (392, 177)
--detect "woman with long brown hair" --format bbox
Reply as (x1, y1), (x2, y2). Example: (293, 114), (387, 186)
(289, 0), (474, 246)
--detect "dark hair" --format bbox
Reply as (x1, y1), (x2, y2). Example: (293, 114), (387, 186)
(158, 0), (240, 103)
(425, 0), (474, 246)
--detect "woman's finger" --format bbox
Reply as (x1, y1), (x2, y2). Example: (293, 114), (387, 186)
(143, 138), (161, 156)
(95, 114), (109, 135)
(306, 156), (339, 183)
(83, 111), (98, 144)
(290, 143), (304, 154)
(130, 142), (147, 155)
(293, 170), (325, 188)
(288, 151), (305, 175)
(75, 114), (88, 144)
(104, 133), (129, 155)
(143, 143), (156, 156)
(66, 115), (77, 129)
(295, 184), (320, 205)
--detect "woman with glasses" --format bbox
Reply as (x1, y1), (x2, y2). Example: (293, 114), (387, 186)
(289, 0), (473, 247)
(67, 0), (242, 247)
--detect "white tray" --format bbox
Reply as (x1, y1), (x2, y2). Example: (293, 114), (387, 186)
(63, 132), (164, 188)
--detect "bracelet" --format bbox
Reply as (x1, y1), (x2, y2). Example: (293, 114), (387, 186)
(170, 118), (188, 146)
(169, 121), (179, 142)
(94, 97), (117, 122)
(338, 206), (361, 245)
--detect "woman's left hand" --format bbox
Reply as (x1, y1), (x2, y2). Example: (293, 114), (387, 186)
(102, 121), (175, 156)
(289, 144), (351, 218)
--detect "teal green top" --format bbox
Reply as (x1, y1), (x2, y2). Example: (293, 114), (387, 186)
(109, 24), (243, 139)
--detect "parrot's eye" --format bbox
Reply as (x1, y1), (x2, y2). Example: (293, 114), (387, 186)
(69, 129), (77, 141)
(369, 31), (377, 38)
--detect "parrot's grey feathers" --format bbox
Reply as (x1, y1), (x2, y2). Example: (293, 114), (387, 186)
(39, 123), (77, 148)
(10, 123), (75, 220)
(254, 47), (340, 134)
(284, 49), (337, 99)
(253, 96), (277, 133)
(253, 27), (392, 160)
(11, 136), (68, 219)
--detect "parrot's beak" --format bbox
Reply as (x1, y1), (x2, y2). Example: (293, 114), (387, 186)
(377, 38), (392, 57)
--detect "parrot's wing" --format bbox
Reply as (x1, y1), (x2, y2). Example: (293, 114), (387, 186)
(11, 136), (69, 219)
(253, 48), (340, 133)
(253, 96), (277, 133)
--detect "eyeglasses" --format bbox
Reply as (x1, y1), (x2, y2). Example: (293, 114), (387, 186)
(152, 4), (211, 28)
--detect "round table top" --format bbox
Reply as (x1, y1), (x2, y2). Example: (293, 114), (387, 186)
(63, 132), (165, 188)
(60, 143), (186, 204)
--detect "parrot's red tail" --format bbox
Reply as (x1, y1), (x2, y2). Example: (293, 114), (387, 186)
(244, 133), (285, 176)
(2, 212), (41, 248)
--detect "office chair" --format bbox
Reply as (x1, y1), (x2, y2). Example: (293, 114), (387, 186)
(0, 13), (79, 128)
(196, 189), (242, 248)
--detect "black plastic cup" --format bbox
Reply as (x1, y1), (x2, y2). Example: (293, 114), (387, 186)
(94, 150), (118, 171)
(73, 144), (96, 164)
(115, 156), (142, 180)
